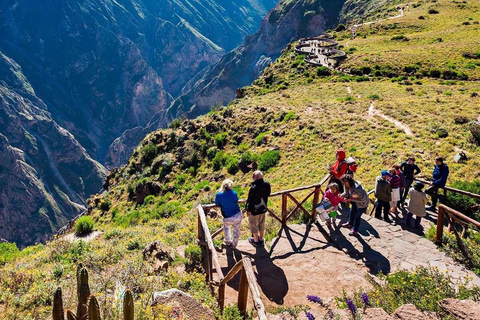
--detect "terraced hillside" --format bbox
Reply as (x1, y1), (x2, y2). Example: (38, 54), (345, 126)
(1, 0), (480, 318)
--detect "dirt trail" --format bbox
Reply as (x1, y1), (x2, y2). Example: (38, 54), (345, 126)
(368, 102), (414, 136)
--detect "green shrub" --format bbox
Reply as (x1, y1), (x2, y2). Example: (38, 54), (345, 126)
(99, 199), (111, 212)
(226, 155), (240, 175)
(75, 216), (94, 235)
(338, 267), (480, 314)
(0, 242), (20, 265)
(258, 150), (280, 171)
(213, 151), (226, 171)
(143, 195), (155, 206)
(215, 132), (228, 149)
(283, 111), (298, 121)
(152, 201), (185, 219)
(316, 66), (331, 76)
(184, 244), (203, 271)
(168, 118), (182, 129)
(127, 240), (141, 251)
(220, 305), (243, 320)
(445, 180), (480, 214)
(255, 132), (268, 146)
(391, 35), (409, 41)
(104, 229), (124, 240)
(368, 94), (381, 100)
(335, 24), (346, 32)
(140, 143), (157, 166)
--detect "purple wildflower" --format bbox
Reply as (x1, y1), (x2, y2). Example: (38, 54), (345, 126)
(362, 292), (371, 306)
(305, 311), (315, 320)
(307, 295), (323, 304)
(346, 298), (357, 315)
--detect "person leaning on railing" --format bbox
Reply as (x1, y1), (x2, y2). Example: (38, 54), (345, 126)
(215, 179), (242, 250)
(426, 157), (450, 212)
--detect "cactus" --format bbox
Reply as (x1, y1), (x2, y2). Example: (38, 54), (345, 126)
(76, 268), (90, 320)
(52, 264), (135, 320)
(88, 295), (102, 320)
(53, 287), (65, 320)
(66, 310), (77, 320)
(123, 290), (134, 320)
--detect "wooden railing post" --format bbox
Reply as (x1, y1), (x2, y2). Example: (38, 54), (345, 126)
(311, 187), (321, 220)
(238, 268), (249, 316)
(218, 283), (225, 313)
(436, 205), (445, 244)
(281, 194), (288, 225)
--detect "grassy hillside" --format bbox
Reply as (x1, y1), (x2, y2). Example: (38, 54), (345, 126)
(1, 0), (480, 318)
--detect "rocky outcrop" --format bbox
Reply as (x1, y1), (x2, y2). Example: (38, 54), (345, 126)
(0, 53), (107, 246)
(169, 0), (347, 118)
(152, 289), (215, 320)
(439, 299), (480, 320)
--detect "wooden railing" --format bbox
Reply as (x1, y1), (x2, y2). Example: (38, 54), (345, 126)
(197, 204), (267, 319)
(415, 178), (480, 203)
(196, 173), (332, 318)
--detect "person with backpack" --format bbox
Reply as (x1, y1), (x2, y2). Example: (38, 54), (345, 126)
(374, 170), (392, 223)
(426, 157), (450, 212)
(329, 150), (357, 192)
(341, 174), (369, 236)
(245, 170), (271, 247)
(400, 157), (421, 204)
(215, 179), (242, 249)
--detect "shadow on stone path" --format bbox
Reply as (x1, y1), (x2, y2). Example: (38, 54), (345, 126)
(214, 204), (480, 310)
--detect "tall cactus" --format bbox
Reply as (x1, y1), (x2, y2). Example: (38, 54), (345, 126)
(66, 310), (77, 320)
(76, 267), (90, 320)
(53, 287), (65, 320)
(88, 295), (102, 320)
(123, 290), (134, 320)
(52, 264), (135, 320)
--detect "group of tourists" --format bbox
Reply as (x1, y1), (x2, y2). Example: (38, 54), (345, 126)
(214, 150), (450, 248)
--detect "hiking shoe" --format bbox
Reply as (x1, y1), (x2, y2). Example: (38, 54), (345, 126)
(384, 218), (393, 224)
(348, 230), (358, 236)
(341, 223), (352, 229)
(248, 237), (260, 247)
(258, 239), (265, 246)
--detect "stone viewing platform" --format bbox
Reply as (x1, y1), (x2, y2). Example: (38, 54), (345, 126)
(295, 34), (346, 68)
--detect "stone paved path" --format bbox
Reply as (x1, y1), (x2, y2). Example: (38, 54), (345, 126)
(214, 206), (480, 311)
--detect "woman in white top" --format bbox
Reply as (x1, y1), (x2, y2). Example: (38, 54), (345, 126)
(406, 182), (428, 229)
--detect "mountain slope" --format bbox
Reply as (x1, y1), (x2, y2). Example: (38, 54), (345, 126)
(170, 0), (346, 119)
(1, 0), (480, 317)
(0, 0), (277, 244)
(0, 52), (107, 246)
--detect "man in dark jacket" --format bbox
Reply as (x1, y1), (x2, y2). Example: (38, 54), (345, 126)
(426, 157), (449, 212)
(400, 157), (421, 204)
(374, 170), (392, 223)
(245, 170), (271, 247)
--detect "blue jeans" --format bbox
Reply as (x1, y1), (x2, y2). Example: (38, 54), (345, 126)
(348, 203), (367, 232)
(401, 179), (414, 203)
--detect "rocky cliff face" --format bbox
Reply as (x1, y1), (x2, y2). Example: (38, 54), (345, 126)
(0, 52), (107, 246)
(0, 0), (276, 245)
(169, 0), (346, 118)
